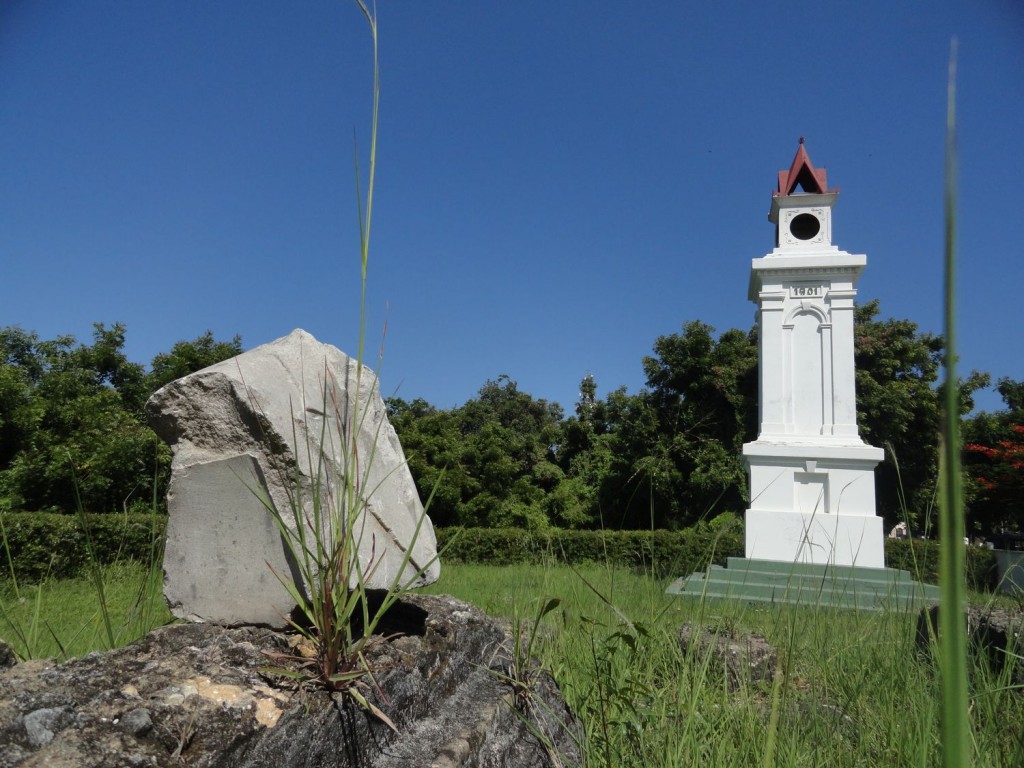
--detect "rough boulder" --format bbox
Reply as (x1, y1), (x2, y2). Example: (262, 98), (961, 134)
(0, 594), (580, 767)
(146, 329), (439, 627)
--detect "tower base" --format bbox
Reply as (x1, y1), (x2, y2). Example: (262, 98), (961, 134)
(743, 441), (885, 568)
(745, 508), (884, 568)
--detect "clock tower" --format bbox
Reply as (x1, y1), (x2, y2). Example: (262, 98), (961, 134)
(742, 140), (885, 568)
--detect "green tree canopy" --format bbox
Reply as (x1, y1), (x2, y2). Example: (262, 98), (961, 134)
(148, 331), (243, 392)
(580, 322), (757, 529)
(4, 308), (1012, 535)
(1, 324), (159, 513)
(964, 377), (1024, 533)
(0, 325), (241, 514)
(853, 300), (988, 530)
(389, 376), (566, 530)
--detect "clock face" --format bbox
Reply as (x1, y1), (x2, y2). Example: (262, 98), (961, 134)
(790, 213), (821, 241)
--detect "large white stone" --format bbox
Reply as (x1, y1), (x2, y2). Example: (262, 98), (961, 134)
(147, 329), (439, 626)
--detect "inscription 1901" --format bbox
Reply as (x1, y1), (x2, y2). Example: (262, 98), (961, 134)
(790, 284), (824, 299)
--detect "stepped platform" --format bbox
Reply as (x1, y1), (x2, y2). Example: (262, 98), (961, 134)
(666, 557), (939, 611)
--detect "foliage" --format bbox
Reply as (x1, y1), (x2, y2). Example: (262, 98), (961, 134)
(963, 377), (1024, 533)
(435, 514), (745, 578)
(148, 330), (243, 392)
(883, 537), (996, 592)
(388, 304), (1011, 534)
(0, 325), (161, 514)
(633, 322), (757, 526)
(391, 323), (758, 532)
(2, 302), (1013, 533)
(556, 323), (758, 531)
(388, 374), (566, 529)
(3, 512), (1004, 594)
(853, 299), (988, 530)
(0, 325), (241, 515)
(0, 511), (166, 583)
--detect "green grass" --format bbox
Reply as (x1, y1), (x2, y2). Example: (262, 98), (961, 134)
(424, 562), (1024, 767)
(2, 559), (1020, 765)
(0, 560), (170, 661)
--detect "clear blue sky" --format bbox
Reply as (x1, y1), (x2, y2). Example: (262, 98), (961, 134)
(2, 1), (1022, 414)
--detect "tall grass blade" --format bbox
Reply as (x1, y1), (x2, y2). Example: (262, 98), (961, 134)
(938, 36), (970, 768)
(69, 461), (116, 650)
(0, 509), (20, 599)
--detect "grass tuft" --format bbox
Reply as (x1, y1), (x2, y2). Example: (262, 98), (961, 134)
(242, 2), (438, 730)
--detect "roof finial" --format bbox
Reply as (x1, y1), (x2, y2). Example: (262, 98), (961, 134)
(775, 139), (835, 196)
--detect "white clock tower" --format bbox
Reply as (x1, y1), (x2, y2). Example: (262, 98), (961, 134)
(742, 140), (885, 568)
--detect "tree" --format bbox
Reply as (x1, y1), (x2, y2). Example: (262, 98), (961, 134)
(853, 300), (988, 530)
(389, 377), (566, 529)
(635, 322), (757, 528)
(387, 397), (472, 528)
(0, 325), (242, 514)
(148, 331), (243, 392)
(0, 353), (34, 469)
(559, 323), (758, 530)
(390, 303), (996, 535)
(0, 324), (163, 513)
(964, 377), (1024, 533)
(555, 375), (618, 528)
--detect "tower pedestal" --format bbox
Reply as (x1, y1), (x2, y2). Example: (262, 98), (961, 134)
(744, 441), (885, 567)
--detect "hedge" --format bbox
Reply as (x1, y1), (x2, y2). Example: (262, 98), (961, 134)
(0, 511), (1001, 592)
(0, 512), (166, 583)
(435, 521), (745, 579)
(884, 538), (998, 593)
(436, 528), (1000, 590)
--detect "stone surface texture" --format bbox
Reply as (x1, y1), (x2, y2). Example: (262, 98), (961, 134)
(678, 624), (778, 691)
(0, 594), (579, 768)
(146, 329), (439, 626)
(916, 604), (1024, 687)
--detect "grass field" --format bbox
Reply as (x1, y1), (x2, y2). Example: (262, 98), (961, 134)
(3, 559), (1022, 766)
(424, 562), (1023, 767)
(0, 560), (169, 661)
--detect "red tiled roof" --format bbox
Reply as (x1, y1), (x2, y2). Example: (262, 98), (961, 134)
(775, 138), (836, 196)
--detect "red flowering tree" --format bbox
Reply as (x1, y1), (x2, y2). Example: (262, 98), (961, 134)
(964, 378), (1024, 533)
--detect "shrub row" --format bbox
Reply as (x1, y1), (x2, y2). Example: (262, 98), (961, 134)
(0, 512), (1001, 592)
(884, 538), (998, 593)
(0, 512), (166, 583)
(436, 518), (745, 579)
(437, 528), (1001, 590)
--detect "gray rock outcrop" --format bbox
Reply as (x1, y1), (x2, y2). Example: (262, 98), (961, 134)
(146, 329), (439, 627)
(678, 624), (778, 691)
(0, 594), (580, 767)
(916, 604), (1024, 686)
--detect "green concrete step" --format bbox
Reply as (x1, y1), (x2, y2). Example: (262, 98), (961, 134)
(722, 557), (921, 583)
(667, 557), (939, 611)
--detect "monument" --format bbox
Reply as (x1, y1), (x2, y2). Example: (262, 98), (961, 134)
(668, 141), (939, 608)
(742, 139), (885, 568)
